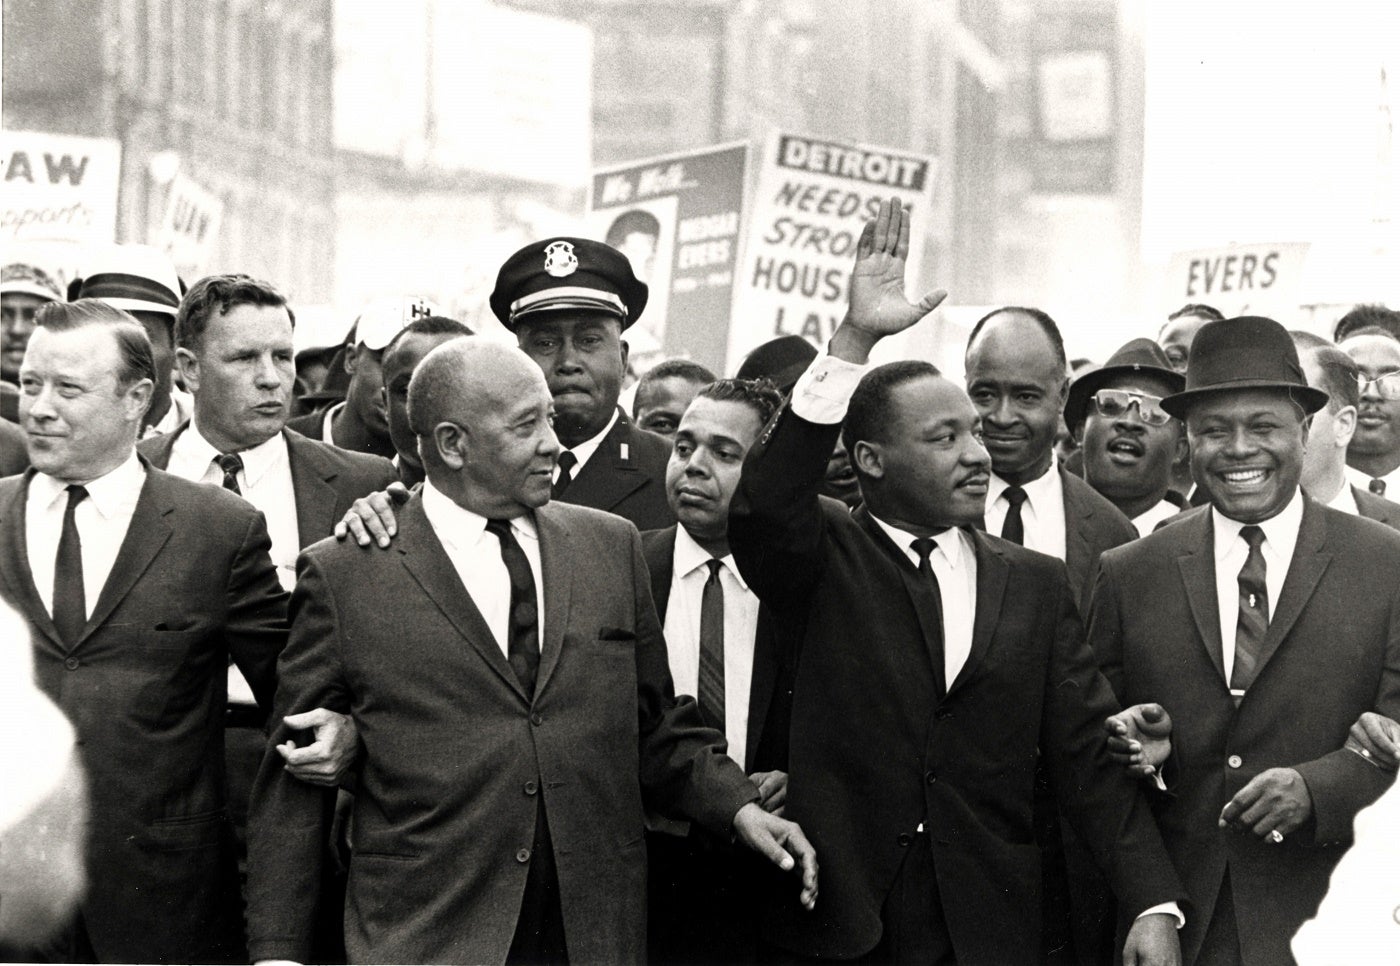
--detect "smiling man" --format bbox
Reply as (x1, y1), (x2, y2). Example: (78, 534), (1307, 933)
(1090, 316), (1400, 965)
(1339, 326), (1400, 498)
(489, 238), (674, 531)
(1067, 339), (1187, 535)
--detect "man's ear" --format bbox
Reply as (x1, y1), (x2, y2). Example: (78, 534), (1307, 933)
(1056, 376), (1070, 408)
(344, 343), (360, 375)
(1333, 405), (1358, 449)
(852, 439), (883, 480)
(619, 338), (630, 372)
(123, 378), (154, 424)
(174, 347), (200, 393)
(432, 421), (468, 470)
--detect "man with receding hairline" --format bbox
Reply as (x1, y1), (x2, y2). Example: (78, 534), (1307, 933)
(247, 339), (817, 965)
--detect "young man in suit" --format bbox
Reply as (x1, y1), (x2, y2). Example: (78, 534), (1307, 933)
(1295, 339), (1400, 526)
(1, 300), (288, 963)
(1340, 324), (1400, 497)
(246, 338), (816, 965)
(730, 199), (1183, 966)
(490, 237), (675, 532)
(378, 314), (472, 487)
(1091, 316), (1400, 965)
(641, 376), (792, 965)
(632, 358), (716, 438)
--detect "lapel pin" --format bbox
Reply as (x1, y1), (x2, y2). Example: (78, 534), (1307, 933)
(620, 442), (630, 461)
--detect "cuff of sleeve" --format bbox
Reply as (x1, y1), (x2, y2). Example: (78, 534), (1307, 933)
(1136, 902), (1185, 929)
(1151, 770), (1169, 793)
(789, 350), (869, 424)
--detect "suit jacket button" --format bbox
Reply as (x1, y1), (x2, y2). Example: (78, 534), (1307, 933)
(64, 657), (80, 670)
(925, 770), (937, 785)
(935, 708), (952, 720)
(531, 712), (543, 726)
(1227, 755), (1243, 769)
(524, 780), (538, 796)
(897, 833), (913, 847)
(516, 848), (530, 863)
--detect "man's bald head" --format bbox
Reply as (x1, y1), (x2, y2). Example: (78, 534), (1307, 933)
(408, 339), (560, 516)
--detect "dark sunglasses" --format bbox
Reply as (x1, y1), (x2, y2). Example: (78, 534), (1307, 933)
(1090, 388), (1172, 426)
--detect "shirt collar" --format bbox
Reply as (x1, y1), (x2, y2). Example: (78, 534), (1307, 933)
(1211, 488), (1305, 562)
(32, 450), (145, 519)
(565, 407), (621, 469)
(988, 460), (1061, 512)
(673, 524), (747, 590)
(1326, 482), (1360, 516)
(421, 479), (537, 554)
(178, 421), (288, 487)
(867, 511), (967, 570)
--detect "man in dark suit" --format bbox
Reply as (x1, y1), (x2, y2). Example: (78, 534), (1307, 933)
(641, 377), (794, 965)
(490, 237), (674, 531)
(965, 307), (1138, 609)
(246, 338), (816, 965)
(0, 300), (287, 963)
(0, 416), (27, 475)
(1293, 339), (1400, 527)
(1090, 316), (1400, 965)
(730, 199), (1182, 965)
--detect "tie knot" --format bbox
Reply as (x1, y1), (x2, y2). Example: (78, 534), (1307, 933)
(1240, 524), (1265, 551)
(65, 484), (88, 506)
(1370, 478), (1387, 496)
(1003, 485), (1028, 508)
(216, 452), (244, 475)
(485, 517), (514, 539)
(705, 558), (723, 580)
(911, 537), (937, 564)
(556, 451), (578, 473)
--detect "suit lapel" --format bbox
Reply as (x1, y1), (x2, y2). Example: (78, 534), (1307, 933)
(1175, 509), (1227, 686)
(855, 508), (944, 690)
(1060, 469), (1093, 590)
(77, 466), (174, 649)
(396, 498), (529, 702)
(286, 431), (342, 548)
(949, 530), (1009, 696)
(558, 410), (648, 514)
(641, 526), (676, 625)
(532, 504), (572, 699)
(0, 472), (64, 651)
(1254, 499), (1329, 678)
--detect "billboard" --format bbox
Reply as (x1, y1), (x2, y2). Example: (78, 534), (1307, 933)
(729, 132), (937, 373)
(588, 143), (748, 372)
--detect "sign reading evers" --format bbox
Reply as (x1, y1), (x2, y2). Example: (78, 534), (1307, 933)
(729, 133), (937, 371)
(1163, 242), (1310, 316)
(588, 143), (748, 372)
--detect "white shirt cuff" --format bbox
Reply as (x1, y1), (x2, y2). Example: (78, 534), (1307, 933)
(1151, 770), (1169, 793)
(788, 350), (869, 424)
(1136, 902), (1185, 929)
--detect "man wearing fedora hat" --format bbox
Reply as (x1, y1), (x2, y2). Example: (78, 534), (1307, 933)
(1089, 315), (1400, 965)
(1068, 339), (1188, 535)
(70, 244), (192, 438)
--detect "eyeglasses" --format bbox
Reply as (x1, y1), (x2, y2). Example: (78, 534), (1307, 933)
(1090, 388), (1173, 426)
(1359, 370), (1400, 401)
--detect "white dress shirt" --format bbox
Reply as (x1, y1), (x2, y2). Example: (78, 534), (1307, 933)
(1324, 483), (1361, 517)
(421, 480), (544, 657)
(1346, 463), (1400, 500)
(26, 451), (145, 620)
(314, 402), (343, 444)
(1131, 498), (1181, 536)
(166, 423), (300, 591)
(554, 408), (619, 484)
(868, 515), (978, 688)
(140, 386), (194, 440)
(663, 527), (761, 762)
(986, 467), (1067, 560)
(1212, 491), (1304, 692)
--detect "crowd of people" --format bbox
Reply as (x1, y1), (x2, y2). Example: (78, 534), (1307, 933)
(0, 197), (1397, 966)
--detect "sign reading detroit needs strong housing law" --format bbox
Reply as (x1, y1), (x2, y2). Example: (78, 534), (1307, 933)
(729, 133), (937, 372)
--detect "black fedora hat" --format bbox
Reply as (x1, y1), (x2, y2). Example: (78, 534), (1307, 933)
(1160, 316), (1328, 419)
(1064, 338), (1184, 431)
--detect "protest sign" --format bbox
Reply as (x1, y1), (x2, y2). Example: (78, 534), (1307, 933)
(588, 143), (748, 373)
(155, 172), (225, 278)
(1162, 242), (1310, 316)
(729, 132), (937, 372)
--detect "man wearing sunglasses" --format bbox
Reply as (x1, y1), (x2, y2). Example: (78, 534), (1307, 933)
(1066, 339), (1187, 536)
(1339, 326), (1400, 498)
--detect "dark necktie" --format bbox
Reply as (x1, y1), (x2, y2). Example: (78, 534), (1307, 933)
(53, 485), (89, 647)
(1370, 478), (1387, 497)
(910, 537), (948, 697)
(485, 518), (540, 697)
(1230, 525), (1268, 702)
(697, 560), (726, 733)
(1000, 485), (1029, 545)
(553, 450), (578, 499)
(216, 452), (244, 495)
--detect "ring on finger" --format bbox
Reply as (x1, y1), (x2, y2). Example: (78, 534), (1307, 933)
(1268, 829), (1284, 844)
